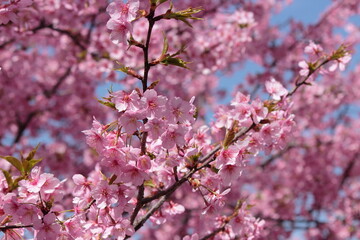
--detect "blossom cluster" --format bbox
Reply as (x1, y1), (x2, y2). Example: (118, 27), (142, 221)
(106, 0), (139, 44)
(83, 88), (196, 186)
(0, 0), (32, 25)
(0, 0), (358, 239)
(298, 41), (352, 77)
(0, 167), (64, 239)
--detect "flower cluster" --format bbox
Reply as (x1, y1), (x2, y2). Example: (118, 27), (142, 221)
(298, 41), (352, 77)
(106, 0), (140, 44)
(1, 167), (64, 240)
(0, 0), (32, 25)
(0, 0), (358, 239)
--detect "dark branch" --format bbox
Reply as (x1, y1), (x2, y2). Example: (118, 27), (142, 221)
(0, 224), (33, 231)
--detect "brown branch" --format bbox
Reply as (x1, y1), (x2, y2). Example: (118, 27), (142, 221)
(0, 224), (33, 231)
(287, 58), (330, 97)
(43, 67), (72, 98)
(83, 198), (96, 212)
(339, 153), (359, 189)
(12, 67), (71, 145)
(261, 144), (296, 169)
(31, 19), (86, 50)
(200, 225), (226, 240)
(13, 111), (38, 144)
(130, 184), (145, 225)
(0, 39), (15, 49)
(142, 4), (157, 92)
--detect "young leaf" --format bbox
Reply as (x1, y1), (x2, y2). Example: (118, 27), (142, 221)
(97, 99), (116, 110)
(26, 144), (40, 161)
(148, 80), (160, 90)
(1, 169), (13, 189)
(161, 57), (190, 69)
(144, 179), (157, 188)
(163, 7), (203, 27)
(1, 156), (23, 173)
(26, 158), (43, 172)
(162, 33), (169, 56)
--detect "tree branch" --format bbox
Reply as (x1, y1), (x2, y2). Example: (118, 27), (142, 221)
(12, 67), (72, 145)
(0, 224), (33, 231)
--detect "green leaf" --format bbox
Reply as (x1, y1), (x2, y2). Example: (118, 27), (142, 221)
(1, 169), (13, 188)
(222, 121), (238, 148)
(163, 7), (203, 27)
(330, 44), (350, 60)
(97, 99), (116, 110)
(114, 62), (132, 75)
(146, 152), (157, 160)
(210, 165), (219, 174)
(144, 179), (157, 188)
(162, 33), (169, 56)
(246, 204), (255, 210)
(26, 158), (42, 172)
(161, 57), (190, 69)
(1, 156), (23, 173)
(170, 44), (186, 58)
(26, 144), (40, 161)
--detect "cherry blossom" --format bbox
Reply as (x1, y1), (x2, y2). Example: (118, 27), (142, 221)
(265, 77), (289, 100)
(298, 60), (310, 76)
(0, 0), (358, 239)
(329, 53), (352, 72)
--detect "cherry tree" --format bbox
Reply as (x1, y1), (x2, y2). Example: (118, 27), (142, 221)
(0, 0), (359, 239)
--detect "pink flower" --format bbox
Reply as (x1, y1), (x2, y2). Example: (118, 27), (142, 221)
(119, 110), (144, 134)
(19, 167), (46, 193)
(34, 213), (61, 240)
(203, 188), (231, 214)
(137, 155), (151, 170)
(167, 97), (193, 123)
(0, 7), (18, 25)
(121, 165), (149, 186)
(163, 201), (185, 216)
(64, 216), (84, 239)
(161, 124), (187, 149)
(219, 164), (242, 185)
(91, 180), (118, 209)
(298, 60), (310, 76)
(0, 0), (32, 25)
(216, 145), (239, 168)
(3, 195), (21, 220)
(304, 41), (323, 55)
(231, 92), (250, 106)
(17, 204), (42, 226)
(329, 54), (352, 72)
(103, 218), (134, 239)
(106, 19), (132, 45)
(101, 155), (127, 177)
(142, 89), (167, 117)
(233, 102), (252, 123)
(106, 0), (139, 22)
(183, 234), (199, 240)
(251, 98), (268, 124)
(82, 117), (104, 152)
(265, 77), (288, 100)
(113, 90), (140, 112)
(72, 174), (92, 196)
(142, 118), (166, 140)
